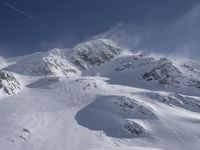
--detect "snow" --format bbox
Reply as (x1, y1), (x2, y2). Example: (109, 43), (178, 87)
(0, 39), (200, 150)
(0, 56), (12, 69)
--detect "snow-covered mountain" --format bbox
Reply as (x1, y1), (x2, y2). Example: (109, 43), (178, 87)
(0, 39), (200, 150)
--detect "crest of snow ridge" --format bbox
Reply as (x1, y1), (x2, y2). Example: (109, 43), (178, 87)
(2, 38), (200, 94)
(5, 39), (123, 76)
(76, 95), (155, 138)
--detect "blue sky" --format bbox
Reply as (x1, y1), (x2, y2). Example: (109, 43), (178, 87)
(0, 0), (199, 57)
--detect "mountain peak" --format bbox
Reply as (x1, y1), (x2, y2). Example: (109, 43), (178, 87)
(72, 39), (124, 69)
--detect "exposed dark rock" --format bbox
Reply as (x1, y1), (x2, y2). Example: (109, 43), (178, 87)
(73, 39), (123, 69)
(113, 96), (156, 119)
(0, 71), (20, 95)
(143, 58), (182, 85)
(124, 120), (145, 136)
(188, 79), (200, 89)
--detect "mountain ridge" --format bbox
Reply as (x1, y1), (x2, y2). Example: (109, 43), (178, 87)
(0, 38), (200, 150)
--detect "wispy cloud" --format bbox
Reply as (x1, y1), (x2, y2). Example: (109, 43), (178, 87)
(2, 2), (48, 26)
(96, 4), (200, 60)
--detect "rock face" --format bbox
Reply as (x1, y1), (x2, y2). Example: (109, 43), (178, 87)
(73, 39), (123, 69)
(145, 92), (200, 112)
(188, 79), (200, 89)
(0, 71), (20, 95)
(143, 58), (183, 85)
(113, 96), (156, 119)
(124, 120), (145, 136)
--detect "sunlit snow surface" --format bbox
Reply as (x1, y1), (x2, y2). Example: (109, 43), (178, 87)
(0, 39), (200, 150)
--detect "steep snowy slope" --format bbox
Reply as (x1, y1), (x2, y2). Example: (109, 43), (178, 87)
(0, 39), (200, 150)
(5, 51), (80, 77)
(0, 76), (200, 150)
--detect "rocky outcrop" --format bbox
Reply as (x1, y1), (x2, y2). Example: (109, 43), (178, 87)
(73, 39), (123, 69)
(143, 58), (183, 85)
(188, 79), (200, 89)
(0, 71), (20, 95)
(124, 120), (145, 136)
(113, 96), (156, 119)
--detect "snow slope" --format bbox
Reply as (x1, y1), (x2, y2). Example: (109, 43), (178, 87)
(0, 39), (200, 150)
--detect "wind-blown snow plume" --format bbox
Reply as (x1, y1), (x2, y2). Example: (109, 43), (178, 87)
(96, 4), (200, 59)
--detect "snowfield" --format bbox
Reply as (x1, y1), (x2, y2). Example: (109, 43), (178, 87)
(0, 39), (200, 150)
